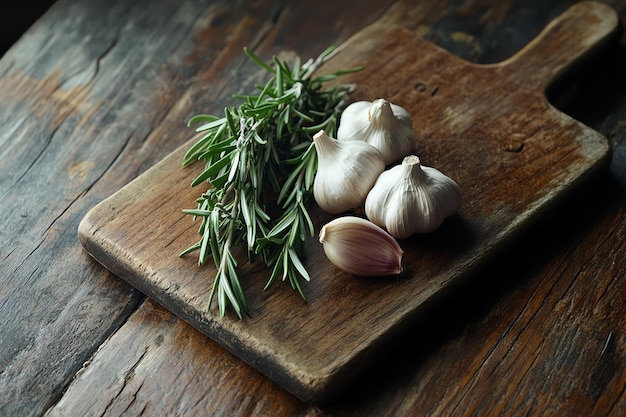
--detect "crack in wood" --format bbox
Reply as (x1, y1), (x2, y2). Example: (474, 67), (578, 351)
(99, 347), (148, 417)
(121, 379), (144, 415)
(588, 332), (617, 405)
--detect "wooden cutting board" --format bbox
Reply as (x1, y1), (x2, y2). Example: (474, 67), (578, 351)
(78, 2), (618, 403)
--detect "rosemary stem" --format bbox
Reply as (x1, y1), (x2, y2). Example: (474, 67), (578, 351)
(216, 189), (243, 317)
(221, 189), (239, 271)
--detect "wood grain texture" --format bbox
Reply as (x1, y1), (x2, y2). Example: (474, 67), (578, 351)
(77, 2), (619, 402)
(44, 299), (314, 417)
(0, 0), (398, 414)
(2, 0), (626, 415)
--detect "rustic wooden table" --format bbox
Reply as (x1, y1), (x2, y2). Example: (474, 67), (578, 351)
(1, 0), (625, 416)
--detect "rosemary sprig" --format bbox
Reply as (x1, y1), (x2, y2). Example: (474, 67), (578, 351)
(181, 46), (361, 318)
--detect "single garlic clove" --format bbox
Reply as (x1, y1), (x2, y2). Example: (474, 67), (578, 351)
(337, 99), (415, 165)
(319, 216), (403, 276)
(365, 155), (462, 238)
(313, 130), (385, 214)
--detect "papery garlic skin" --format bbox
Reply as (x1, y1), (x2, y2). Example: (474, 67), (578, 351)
(365, 155), (462, 238)
(319, 216), (403, 276)
(337, 99), (414, 165)
(313, 130), (385, 214)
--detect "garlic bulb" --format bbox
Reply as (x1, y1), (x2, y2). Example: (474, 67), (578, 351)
(313, 130), (385, 214)
(337, 99), (414, 165)
(365, 155), (462, 238)
(319, 216), (403, 276)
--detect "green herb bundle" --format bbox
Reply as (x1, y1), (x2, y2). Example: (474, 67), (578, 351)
(181, 46), (360, 318)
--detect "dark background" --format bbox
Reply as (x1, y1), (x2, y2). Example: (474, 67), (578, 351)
(0, 1), (56, 56)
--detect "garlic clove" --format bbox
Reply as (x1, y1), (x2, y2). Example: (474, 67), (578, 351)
(337, 99), (415, 165)
(313, 130), (385, 214)
(365, 155), (462, 238)
(319, 216), (403, 276)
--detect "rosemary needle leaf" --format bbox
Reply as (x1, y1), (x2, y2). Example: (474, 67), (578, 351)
(194, 118), (227, 132)
(182, 209), (212, 216)
(187, 114), (220, 126)
(179, 242), (201, 257)
(191, 157), (231, 187)
(265, 251), (284, 291)
(289, 248), (310, 281)
(255, 203), (271, 223)
(300, 201), (315, 237)
(292, 108), (315, 123)
(274, 57), (284, 96)
(244, 46), (275, 73)
(181, 45), (361, 318)
(282, 247), (291, 281)
(198, 226), (211, 266)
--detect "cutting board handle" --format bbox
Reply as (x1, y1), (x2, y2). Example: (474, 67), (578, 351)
(500, 1), (620, 91)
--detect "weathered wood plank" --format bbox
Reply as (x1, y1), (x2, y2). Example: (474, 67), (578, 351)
(2, 0), (626, 415)
(44, 299), (315, 417)
(77, 2), (620, 402)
